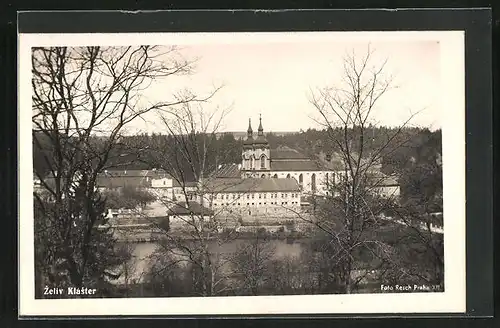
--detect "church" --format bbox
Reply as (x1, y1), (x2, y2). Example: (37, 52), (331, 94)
(204, 116), (400, 215)
(236, 116), (340, 195)
(89, 116), (399, 224)
(196, 116), (344, 221)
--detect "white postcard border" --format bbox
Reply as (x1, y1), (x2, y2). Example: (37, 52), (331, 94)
(18, 31), (465, 316)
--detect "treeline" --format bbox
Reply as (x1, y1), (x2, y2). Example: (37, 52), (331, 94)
(34, 127), (440, 174)
(33, 127), (442, 205)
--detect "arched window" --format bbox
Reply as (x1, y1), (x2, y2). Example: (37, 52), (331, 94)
(286, 173), (291, 178)
(260, 155), (266, 168)
(326, 172), (329, 187)
(299, 173), (303, 186)
(261, 174), (266, 178)
(273, 174), (278, 178)
(311, 173), (316, 192)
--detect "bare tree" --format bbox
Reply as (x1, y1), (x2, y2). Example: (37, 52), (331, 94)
(111, 239), (139, 297)
(306, 46), (438, 293)
(136, 101), (250, 296)
(229, 234), (276, 295)
(375, 127), (444, 288)
(379, 204), (444, 288)
(32, 45), (213, 295)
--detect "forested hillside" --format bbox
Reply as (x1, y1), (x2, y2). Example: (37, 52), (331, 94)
(33, 127), (442, 207)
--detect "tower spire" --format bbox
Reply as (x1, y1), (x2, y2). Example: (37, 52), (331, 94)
(247, 118), (253, 139)
(258, 114), (264, 136)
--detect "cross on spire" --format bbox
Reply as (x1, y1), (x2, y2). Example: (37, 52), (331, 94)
(247, 118), (253, 139)
(258, 113), (264, 136)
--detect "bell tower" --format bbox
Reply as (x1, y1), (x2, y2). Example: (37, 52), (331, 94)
(242, 118), (255, 172)
(253, 114), (271, 175)
(247, 118), (253, 140)
(258, 114), (264, 137)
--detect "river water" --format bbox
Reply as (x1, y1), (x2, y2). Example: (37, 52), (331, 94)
(126, 239), (306, 283)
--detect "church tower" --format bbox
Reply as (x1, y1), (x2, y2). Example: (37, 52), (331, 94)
(242, 118), (255, 172)
(241, 115), (270, 178)
(247, 118), (253, 140)
(258, 115), (264, 136)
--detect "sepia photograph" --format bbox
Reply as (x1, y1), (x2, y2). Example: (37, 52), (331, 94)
(18, 30), (466, 316)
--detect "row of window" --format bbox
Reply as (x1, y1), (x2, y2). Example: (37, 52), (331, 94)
(213, 201), (299, 207)
(214, 192), (298, 200)
(242, 155), (268, 169)
(243, 171), (341, 178)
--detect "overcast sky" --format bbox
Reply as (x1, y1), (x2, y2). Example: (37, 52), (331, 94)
(133, 38), (441, 134)
(76, 35), (442, 135)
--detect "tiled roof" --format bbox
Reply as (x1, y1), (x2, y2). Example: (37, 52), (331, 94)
(101, 169), (169, 178)
(319, 161), (345, 171)
(270, 160), (324, 171)
(168, 202), (214, 216)
(46, 169), (198, 190)
(270, 147), (309, 160)
(204, 177), (301, 193)
(96, 170), (163, 189)
(253, 135), (269, 145)
(96, 176), (152, 188)
(243, 137), (254, 145)
(211, 163), (241, 178)
(96, 170), (198, 189)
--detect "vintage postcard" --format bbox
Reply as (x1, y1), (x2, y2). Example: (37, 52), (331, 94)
(18, 30), (465, 316)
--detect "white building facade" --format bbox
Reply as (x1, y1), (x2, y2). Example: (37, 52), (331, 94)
(239, 117), (342, 196)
